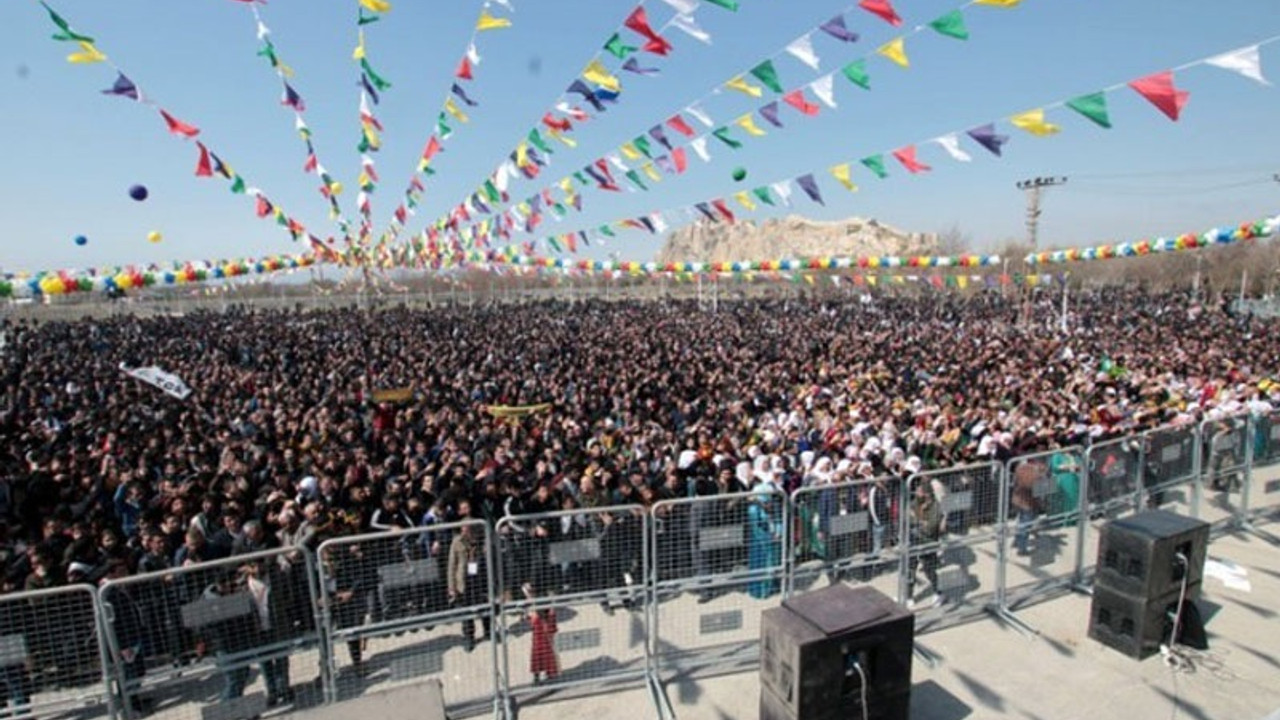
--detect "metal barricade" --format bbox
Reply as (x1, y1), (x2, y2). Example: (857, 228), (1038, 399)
(651, 489), (786, 678)
(1141, 423), (1202, 518)
(1246, 408), (1280, 520)
(1199, 414), (1251, 527)
(0, 584), (113, 720)
(99, 547), (322, 720)
(496, 505), (649, 700)
(899, 463), (1002, 626)
(1080, 435), (1145, 583)
(999, 448), (1086, 613)
(789, 477), (901, 602)
(316, 521), (497, 718)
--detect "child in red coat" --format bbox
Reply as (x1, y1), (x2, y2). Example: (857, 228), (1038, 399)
(525, 583), (559, 685)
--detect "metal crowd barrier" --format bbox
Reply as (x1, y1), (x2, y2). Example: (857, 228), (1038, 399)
(1141, 422), (1201, 518)
(1246, 409), (1280, 521)
(651, 489), (787, 679)
(789, 477), (901, 602)
(315, 520), (498, 718)
(1199, 414), (1252, 528)
(998, 447), (1087, 616)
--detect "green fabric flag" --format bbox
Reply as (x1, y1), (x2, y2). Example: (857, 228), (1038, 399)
(527, 129), (554, 154)
(41, 1), (94, 43)
(484, 180), (501, 202)
(753, 187), (775, 206)
(713, 127), (742, 149)
(574, 171), (589, 186)
(277, 212), (290, 227)
(424, 166), (437, 176)
(599, 224), (616, 237)
(625, 170), (648, 191)
(358, 9), (382, 25)
(841, 59), (870, 90)
(360, 59), (392, 90)
(928, 11), (969, 40)
(230, 176), (246, 194)
(603, 33), (638, 59)
(357, 135), (371, 153)
(437, 113), (452, 139)
(633, 136), (653, 159)
(861, 155), (888, 179)
(1066, 92), (1112, 128)
(548, 237), (562, 253)
(749, 60), (784, 94)
(552, 203), (567, 217)
(704, 0), (739, 10)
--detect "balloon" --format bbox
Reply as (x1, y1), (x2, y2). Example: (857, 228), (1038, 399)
(73, 235), (89, 246)
(330, 181), (344, 196)
(147, 231), (162, 243)
(129, 185), (148, 201)
(732, 167), (747, 182)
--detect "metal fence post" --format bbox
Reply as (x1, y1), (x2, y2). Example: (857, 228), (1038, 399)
(1240, 412), (1256, 527)
(1072, 447), (1093, 590)
(1191, 421), (1204, 519)
(994, 461), (1009, 614)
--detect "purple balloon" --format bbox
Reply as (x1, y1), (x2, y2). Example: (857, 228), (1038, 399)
(129, 185), (148, 201)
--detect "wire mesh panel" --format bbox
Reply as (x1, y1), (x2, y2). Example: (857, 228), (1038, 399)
(496, 505), (649, 700)
(1000, 448), (1086, 611)
(898, 462), (1002, 621)
(1141, 423), (1201, 518)
(651, 489), (786, 678)
(316, 520), (496, 718)
(1248, 408), (1280, 519)
(0, 584), (112, 720)
(1199, 415), (1251, 526)
(99, 547), (321, 720)
(789, 477), (901, 601)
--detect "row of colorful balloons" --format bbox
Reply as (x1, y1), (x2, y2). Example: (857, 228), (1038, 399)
(0, 255), (316, 298)
(483, 254), (1003, 273)
(1024, 215), (1279, 266)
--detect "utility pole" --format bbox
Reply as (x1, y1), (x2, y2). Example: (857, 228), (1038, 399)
(1016, 176), (1068, 250)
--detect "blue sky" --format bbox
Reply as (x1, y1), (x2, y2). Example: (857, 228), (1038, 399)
(3, 0), (1279, 274)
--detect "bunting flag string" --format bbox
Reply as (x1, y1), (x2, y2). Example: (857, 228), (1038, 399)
(1, 253), (319, 299)
(1024, 213), (1280, 267)
(350, 0), (395, 248)
(34, 0), (321, 249)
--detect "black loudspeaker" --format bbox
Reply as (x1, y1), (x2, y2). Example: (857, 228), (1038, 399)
(760, 584), (913, 720)
(1095, 510), (1209, 600)
(1088, 581), (1201, 660)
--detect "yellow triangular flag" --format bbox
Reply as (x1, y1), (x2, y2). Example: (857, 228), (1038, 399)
(957, 275), (970, 289)
(975, 0), (1022, 6)
(444, 97), (470, 123)
(642, 162), (661, 182)
(734, 114), (766, 137)
(804, 275), (816, 286)
(867, 275), (878, 286)
(547, 128), (577, 148)
(830, 164), (858, 192)
(67, 41), (106, 64)
(516, 142), (529, 167)
(582, 59), (621, 93)
(725, 75), (763, 98)
(363, 127), (382, 150)
(353, 30), (366, 60)
(620, 142), (641, 160)
(877, 37), (909, 68)
(357, 171), (371, 187)
(559, 178), (575, 195)
(476, 10), (512, 31)
(359, 0), (392, 12)
(1010, 108), (1060, 136)
(734, 191), (757, 211)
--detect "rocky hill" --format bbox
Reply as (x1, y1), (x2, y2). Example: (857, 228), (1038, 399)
(655, 215), (939, 263)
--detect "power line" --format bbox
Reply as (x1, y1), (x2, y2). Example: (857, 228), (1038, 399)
(1016, 177), (1068, 251)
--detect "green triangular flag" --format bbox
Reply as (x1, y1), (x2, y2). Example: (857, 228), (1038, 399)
(928, 11), (969, 40)
(527, 129), (554, 154)
(753, 187), (775, 206)
(230, 176), (246, 194)
(360, 59), (392, 91)
(437, 113), (452, 139)
(861, 155), (888, 179)
(625, 170), (648, 191)
(599, 224), (616, 237)
(484, 180), (501, 202)
(358, 9), (381, 25)
(749, 60), (785, 94)
(841, 59), (870, 90)
(712, 127), (742, 149)
(633, 136), (653, 159)
(703, 0), (739, 9)
(424, 166), (437, 176)
(548, 237), (562, 253)
(41, 2), (94, 43)
(277, 212), (290, 227)
(357, 135), (371, 153)
(552, 203), (566, 217)
(603, 33), (638, 59)
(1066, 92), (1112, 129)
(574, 171), (589, 186)
(257, 41), (280, 68)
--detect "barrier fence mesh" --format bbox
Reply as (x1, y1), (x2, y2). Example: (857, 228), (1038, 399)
(0, 584), (110, 720)
(789, 478), (901, 602)
(1200, 415), (1251, 526)
(1001, 448), (1086, 610)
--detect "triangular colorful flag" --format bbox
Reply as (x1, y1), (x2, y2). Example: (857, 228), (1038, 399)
(892, 145), (931, 173)
(649, 125), (672, 149)
(41, 1), (94, 43)
(444, 97), (470, 123)
(1010, 108), (1060, 136)
(820, 15), (859, 42)
(101, 72), (139, 100)
(830, 164), (858, 191)
(624, 7), (673, 55)
(1204, 45), (1270, 86)
(67, 41), (106, 64)
(671, 147), (688, 173)
(671, 14), (712, 44)
(604, 33), (638, 59)
(359, 0), (391, 13)
(933, 134), (972, 162)
(194, 142), (213, 177)
(753, 187), (775, 206)
(476, 10), (512, 31)
(810, 75), (837, 108)
(282, 82), (305, 112)
(686, 103), (713, 127)
(750, 60), (784, 94)
(734, 190), (758, 211)
(735, 114), (766, 136)
(690, 137), (711, 162)
(583, 59), (621, 92)
(786, 35), (821, 71)
(859, 0), (902, 26)
(160, 109), (200, 138)
(759, 101), (784, 127)
(782, 89), (820, 116)
(712, 199), (736, 222)
(1128, 71), (1190, 121)
(455, 56), (473, 80)
(667, 114), (696, 137)
(712, 127), (742, 149)
(353, 30), (366, 61)
(622, 57), (661, 76)
(703, 0), (739, 10)
(726, 75), (764, 97)
(796, 174), (824, 205)
(841, 59), (870, 89)
(877, 37), (909, 68)
(1066, 92), (1111, 128)
(967, 123), (1008, 155)
(928, 11), (969, 40)
(861, 155), (888, 179)
(771, 180), (794, 206)
(451, 83), (479, 107)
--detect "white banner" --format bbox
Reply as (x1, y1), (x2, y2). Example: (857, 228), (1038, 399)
(120, 363), (192, 400)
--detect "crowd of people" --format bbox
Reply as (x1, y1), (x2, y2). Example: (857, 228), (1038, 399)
(0, 285), (1277, 705)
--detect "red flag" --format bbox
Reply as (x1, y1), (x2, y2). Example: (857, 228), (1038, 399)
(255, 195), (272, 218)
(363, 161), (379, 183)
(566, 234), (578, 254)
(712, 199), (736, 223)
(667, 114), (696, 137)
(394, 206), (407, 224)
(422, 136), (442, 162)
(160, 109), (200, 138)
(303, 154), (317, 173)
(410, 176), (425, 192)
(891, 145), (931, 173)
(1128, 71), (1189, 122)
(194, 142), (213, 177)
(859, 0), (902, 26)
(625, 7), (672, 56)
(542, 188), (555, 207)
(319, 184), (332, 198)
(595, 158), (620, 189)
(783, 89), (820, 116)
(672, 147), (688, 174)
(542, 113), (572, 132)
(455, 56), (473, 80)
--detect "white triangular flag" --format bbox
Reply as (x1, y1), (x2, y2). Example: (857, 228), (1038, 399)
(494, 162), (514, 193)
(933, 133), (972, 162)
(690, 136), (711, 162)
(672, 14), (712, 44)
(1205, 45), (1270, 86)
(607, 154), (630, 172)
(810, 74), (837, 108)
(467, 42), (482, 66)
(686, 102), (714, 127)
(651, 213), (669, 234)
(256, 21), (270, 40)
(786, 34), (820, 71)
(771, 180), (794, 206)
(662, 0), (701, 14)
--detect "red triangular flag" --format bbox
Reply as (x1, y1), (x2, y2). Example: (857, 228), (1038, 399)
(783, 89), (820, 116)
(303, 154), (318, 173)
(595, 158), (620, 190)
(410, 176), (425, 192)
(363, 161), (379, 183)
(160, 109), (200, 138)
(624, 7), (672, 56)
(672, 147), (688, 174)
(859, 0), (902, 26)
(422, 136), (442, 162)
(891, 145), (931, 174)
(543, 113), (572, 132)
(255, 195), (272, 218)
(1128, 70), (1189, 122)
(667, 114), (696, 137)
(394, 206), (407, 224)
(194, 142), (213, 177)
(712, 199), (736, 223)
(455, 56), (473, 80)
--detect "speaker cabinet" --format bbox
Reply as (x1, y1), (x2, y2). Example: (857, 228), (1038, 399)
(1096, 510), (1208, 600)
(1088, 581), (1200, 660)
(760, 584), (913, 720)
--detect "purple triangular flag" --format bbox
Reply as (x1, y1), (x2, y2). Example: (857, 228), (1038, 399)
(451, 83), (479, 107)
(570, 194), (583, 211)
(649, 125), (672, 150)
(820, 15), (859, 43)
(695, 202), (718, 222)
(966, 123), (1008, 157)
(655, 155), (675, 174)
(584, 164), (610, 188)
(639, 216), (656, 233)
(102, 72), (139, 100)
(566, 80), (605, 112)
(361, 74), (381, 104)
(622, 57), (661, 76)
(759, 101), (784, 128)
(796, 173), (824, 205)
(579, 230), (590, 247)
(282, 82), (306, 112)
(529, 195), (543, 214)
(472, 194), (491, 214)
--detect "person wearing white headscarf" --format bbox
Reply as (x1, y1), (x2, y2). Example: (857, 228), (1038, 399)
(805, 457), (834, 487)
